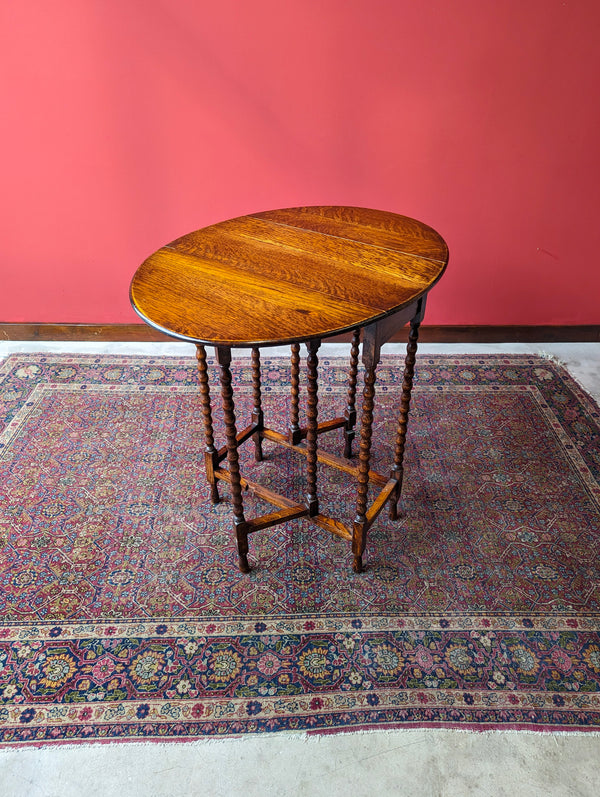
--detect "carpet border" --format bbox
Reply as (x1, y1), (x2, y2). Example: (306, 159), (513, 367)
(1, 352), (599, 746)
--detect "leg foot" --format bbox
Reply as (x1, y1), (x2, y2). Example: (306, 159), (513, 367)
(234, 519), (251, 573)
(235, 520), (251, 573)
(353, 554), (363, 574)
(238, 553), (251, 574)
(343, 436), (354, 460)
(210, 482), (221, 505)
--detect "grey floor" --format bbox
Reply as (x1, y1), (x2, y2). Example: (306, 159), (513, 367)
(0, 341), (599, 797)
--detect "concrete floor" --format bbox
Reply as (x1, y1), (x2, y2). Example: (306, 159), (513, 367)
(0, 341), (599, 797)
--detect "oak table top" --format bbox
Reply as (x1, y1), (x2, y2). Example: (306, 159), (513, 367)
(130, 206), (448, 347)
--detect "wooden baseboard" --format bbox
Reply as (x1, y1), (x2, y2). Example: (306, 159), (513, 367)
(1, 323), (599, 344)
(0, 324), (175, 343)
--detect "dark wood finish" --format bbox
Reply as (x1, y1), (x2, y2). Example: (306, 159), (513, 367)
(312, 514), (353, 541)
(287, 417), (350, 442)
(366, 480), (399, 525)
(251, 347), (264, 462)
(3, 323), (599, 344)
(195, 344), (220, 504)
(128, 206), (453, 573)
(352, 349), (380, 574)
(289, 342), (301, 444)
(215, 346), (249, 573)
(343, 328), (361, 458)
(305, 340), (321, 517)
(216, 423), (259, 460)
(389, 317), (421, 521)
(237, 477), (300, 511)
(246, 505), (309, 534)
(0, 324), (173, 342)
(261, 428), (389, 485)
(129, 206), (448, 347)
(312, 417), (347, 435)
(414, 326), (600, 343)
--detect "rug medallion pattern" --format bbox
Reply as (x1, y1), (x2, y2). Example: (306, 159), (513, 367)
(0, 353), (599, 744)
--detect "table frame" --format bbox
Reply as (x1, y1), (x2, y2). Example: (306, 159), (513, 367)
(195, 296), (426, 573)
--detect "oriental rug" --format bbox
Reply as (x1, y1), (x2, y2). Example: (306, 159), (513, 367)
(0, 353), (599, 746)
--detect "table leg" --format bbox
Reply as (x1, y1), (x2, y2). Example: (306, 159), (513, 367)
(195, 344), (220, 504)
(388, 315), (421, 520)
(289, 342), (302, 444)
(216, 346), (250, 573)
(251, 347), (264, 462)
(305, 339), (320, 516)
(343, 328), (360, 458)
(352, 347), (379, 573)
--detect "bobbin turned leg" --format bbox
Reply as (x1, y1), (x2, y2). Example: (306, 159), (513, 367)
(343, 328), (361, 459)
(352, 353), (378, 573)
(216, 346), (250, 573)
(195, 344), (220, 504)
(289, 342), (302, 445)
(305, 340), (321, 516)
(251, 347), (264, 462)
(388, 315), (421, 521)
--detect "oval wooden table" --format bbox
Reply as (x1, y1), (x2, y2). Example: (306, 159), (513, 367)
(130, 206), (448, 573)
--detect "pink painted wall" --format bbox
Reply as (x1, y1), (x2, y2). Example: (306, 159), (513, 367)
(2, 0), (599, 326)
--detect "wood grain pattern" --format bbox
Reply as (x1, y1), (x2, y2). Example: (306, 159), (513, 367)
(168, 220), (439, 304)
(246, 505), (309, 534)
(128, 207), (451, 573)
(130, 206), (448, 347)
(238, 477), (300, 511)
(251, 207), (448, 261)
(366, 479), (399, 525)
(311, 514), (353, 542)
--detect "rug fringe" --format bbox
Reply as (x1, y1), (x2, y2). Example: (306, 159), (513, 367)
(537, 350), (600, 407)
(3, 726), (600, 752)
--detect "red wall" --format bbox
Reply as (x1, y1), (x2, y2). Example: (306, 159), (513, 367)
(2, 0), (600, 326)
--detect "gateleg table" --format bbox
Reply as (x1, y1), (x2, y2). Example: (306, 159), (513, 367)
(130, 206), (448, 573)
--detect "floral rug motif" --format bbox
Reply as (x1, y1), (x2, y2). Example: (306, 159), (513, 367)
(0, 353), (599, 745)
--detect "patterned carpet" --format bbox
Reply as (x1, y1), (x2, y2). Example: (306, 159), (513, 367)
(0, 352), (599, 745)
